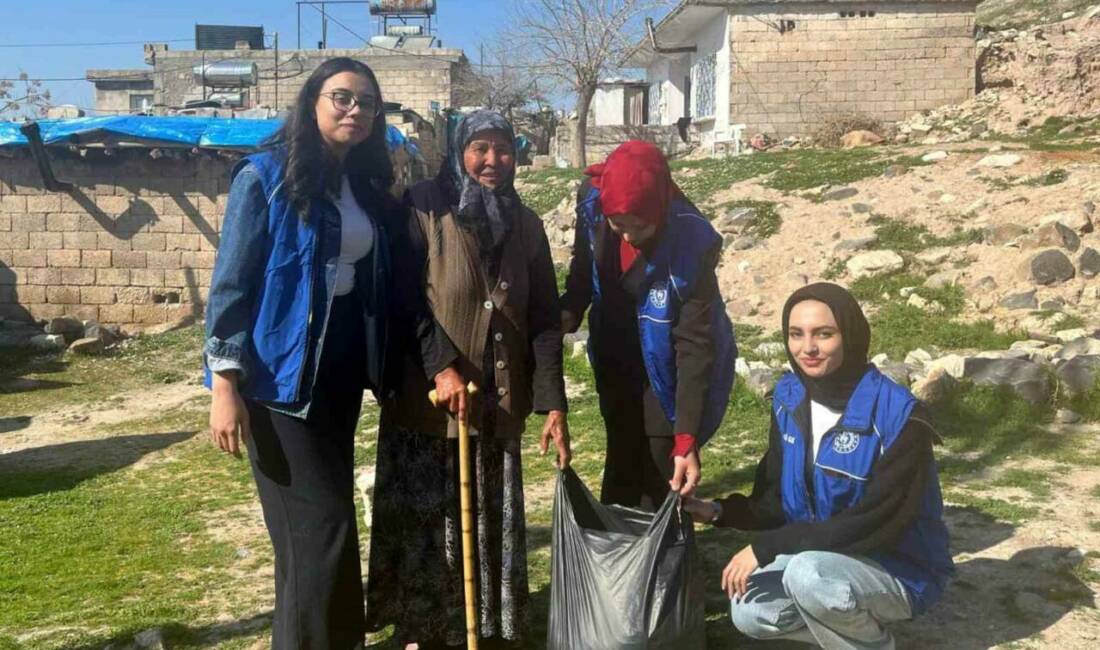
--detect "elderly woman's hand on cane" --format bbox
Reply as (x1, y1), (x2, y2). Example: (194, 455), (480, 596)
(433, 366), (468, 420)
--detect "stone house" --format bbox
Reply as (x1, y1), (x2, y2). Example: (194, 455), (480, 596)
(625, 0), (981, 146)
(88, 42), (474, 119)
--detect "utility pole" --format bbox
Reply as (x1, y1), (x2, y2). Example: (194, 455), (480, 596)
(321, 2), (328, 49)
(274, 32), (280, 112)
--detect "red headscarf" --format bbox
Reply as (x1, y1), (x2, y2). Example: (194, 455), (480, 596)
(585, 140), (679, 272)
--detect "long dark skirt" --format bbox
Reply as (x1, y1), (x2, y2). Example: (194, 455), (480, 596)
(364, 413), (530, 647)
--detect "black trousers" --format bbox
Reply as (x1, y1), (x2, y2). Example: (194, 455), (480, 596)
(596, 375), (675, 511)
(245, 294), (368, 649)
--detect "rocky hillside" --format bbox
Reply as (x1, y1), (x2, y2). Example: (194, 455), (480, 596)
(979, 0), (1098, 28)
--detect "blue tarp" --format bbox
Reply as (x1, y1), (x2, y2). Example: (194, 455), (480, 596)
(0, 116), (421, 158)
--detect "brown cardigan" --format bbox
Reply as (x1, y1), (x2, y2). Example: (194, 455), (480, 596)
(386, 177), (567, 439)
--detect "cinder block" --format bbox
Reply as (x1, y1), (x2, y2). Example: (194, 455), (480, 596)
(166, 233), (202, 251)
(28, 303), (65, 320)
(81, 286), (117, 305)
(116, 286), (151, 305)
(95, 195), (131, 214)
(25, 267), (61, 284)
(130, 233), (167, 252)
(146, 251), (182, 270)
(14, 284), (46, 303)
(13, 250), (47, 267)
(98, 303), (134, 324)
(96, 268), (130, 285)
(0, 196), (27, 213)
(47, 249), (81, 268)
(62, 304), (99, 321)
(46, 213), (82, 232)
(131, 269), (165, 287)
(180, 251), (216, 269)
(29, 232), (64, 250)
(96, 232), (132, 251)
(26, 195), (61, 212)
(82, 250), (112, 268)
(46, 286), (81, 304)
(132, 304), (168, 324)
(113, 251), (147, 269)
(61, 268), (96, 286)
(12, 214), (46, 233)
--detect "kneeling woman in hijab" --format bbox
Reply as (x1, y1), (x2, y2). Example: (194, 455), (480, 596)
(365, 110), (569, 649)
(685, 283), (954, 650)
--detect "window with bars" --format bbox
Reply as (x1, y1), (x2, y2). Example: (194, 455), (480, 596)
(649, 81), (663, 124)
(692, 52), (717, 118)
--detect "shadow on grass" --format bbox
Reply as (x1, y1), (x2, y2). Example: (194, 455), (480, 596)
(0, 415), (31, 434)
(0, 430), (196, 499)
(62, 611), (273, 650)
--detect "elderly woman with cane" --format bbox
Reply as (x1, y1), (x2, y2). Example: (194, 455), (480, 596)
(365, 109), (570, 650)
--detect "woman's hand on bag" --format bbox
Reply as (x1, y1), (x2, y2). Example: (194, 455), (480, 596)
(540, 410), (571, 469)
(210, 372), (250, 459)
(433, 367), (468, 420)
(721, 545), (759, 599)
(669, 449), (701, 496)
(683, 496), (718, 524)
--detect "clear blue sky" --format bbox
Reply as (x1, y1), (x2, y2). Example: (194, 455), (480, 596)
(0, 0), (512, 112)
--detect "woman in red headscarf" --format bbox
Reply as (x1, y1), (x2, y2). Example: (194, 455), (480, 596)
(561, 140), (737, 509)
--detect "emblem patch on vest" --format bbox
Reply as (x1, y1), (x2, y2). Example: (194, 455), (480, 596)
(832, 431), (861, 454)
(649, 282), (669, 309)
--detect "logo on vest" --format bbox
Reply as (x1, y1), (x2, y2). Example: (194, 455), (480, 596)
(782, 434), (797, 445)
(649, 282), (669, 309)
(832, 431), (861, 454)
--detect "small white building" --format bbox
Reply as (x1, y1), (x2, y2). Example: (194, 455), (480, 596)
(590, 78), (652, 126)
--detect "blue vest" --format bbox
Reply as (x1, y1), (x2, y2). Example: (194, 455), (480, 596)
(772, 368), (955, 614)
(579, 187), (737, 445)
(205, 150), (389, 405)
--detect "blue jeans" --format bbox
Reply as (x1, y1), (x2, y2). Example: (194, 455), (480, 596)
(730, 552), (913, 650)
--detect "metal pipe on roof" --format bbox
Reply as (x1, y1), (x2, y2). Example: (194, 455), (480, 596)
(18, 122), (73, 193)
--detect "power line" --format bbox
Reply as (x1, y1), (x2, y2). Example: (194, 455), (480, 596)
(0, 38), (192, 48)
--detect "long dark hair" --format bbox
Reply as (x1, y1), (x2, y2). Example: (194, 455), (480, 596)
(265, 57), (394, 217)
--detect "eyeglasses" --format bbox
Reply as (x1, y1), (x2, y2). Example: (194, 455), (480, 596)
(320, 90), (381, 116)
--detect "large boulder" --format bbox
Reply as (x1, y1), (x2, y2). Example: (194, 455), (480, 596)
(43, 317), (85, 343)
(1021, 221), (1080, 252)
(962, 357), (1052, 404)
(1041, 210), (1093, 235)
(846, 250), (904, 278)
(1055, 337), (1100, 360)
(29, 334), (67, 352)
(1028, 249), (1076, 285)
(1078, 247), (1100, 278)
(977, 153), (1023, 168)
(841, 130), (884, 148)
(1055, 354), (1100, 396)
(1000, 289), (1039, 310)
(69, 337), (106, 356)
(912, 367), (957, 404)
(982, 223), (1028, 246)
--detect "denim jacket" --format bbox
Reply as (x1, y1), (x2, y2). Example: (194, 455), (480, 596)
(203, 150), (390, 415)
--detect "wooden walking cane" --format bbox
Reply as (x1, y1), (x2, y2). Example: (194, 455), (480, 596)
(428, 381), (480, 650)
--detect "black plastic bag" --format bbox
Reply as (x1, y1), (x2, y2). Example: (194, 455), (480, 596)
(547, 468), (706, 649)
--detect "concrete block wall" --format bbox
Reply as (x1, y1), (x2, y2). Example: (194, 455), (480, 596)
(154, 47), (466, 118)
(729, 2), (979, 138)
(0, 151), (233, 326)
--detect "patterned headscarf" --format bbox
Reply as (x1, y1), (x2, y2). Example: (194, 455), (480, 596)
(442, 109), (521, 255)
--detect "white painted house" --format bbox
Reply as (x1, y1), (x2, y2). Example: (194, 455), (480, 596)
(624, 0), (980, 147)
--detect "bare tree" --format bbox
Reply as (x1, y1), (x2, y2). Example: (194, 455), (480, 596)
(0, 73), (52, 119)
(454, 43), (550, 122)
(514, 0), (666, 167)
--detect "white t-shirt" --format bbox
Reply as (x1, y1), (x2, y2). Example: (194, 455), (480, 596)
(331, 175), (375, 297)
(810, 400), (844, 460)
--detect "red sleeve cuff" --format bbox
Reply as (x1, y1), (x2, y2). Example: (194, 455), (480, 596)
(671, 433), (697, 458)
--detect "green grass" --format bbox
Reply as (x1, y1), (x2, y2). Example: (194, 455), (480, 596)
(866, 216), (982, 253)
(516, 167), (585, 216)
(668, 148), (929, 207)
(0, 407), (264, 649)
(989, 116), (1100, 152)
(988, 468), (1053, 498)
(846, 270), (1021, 359)
(0, 324), (204, 419)
(944, 491), (1040, 524)
(716, 200), (782, 239)
(1024, 168), (1069, 187)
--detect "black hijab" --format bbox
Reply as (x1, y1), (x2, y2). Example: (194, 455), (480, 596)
(781, 282), (872, 411)
(440, 109), (521, 257)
